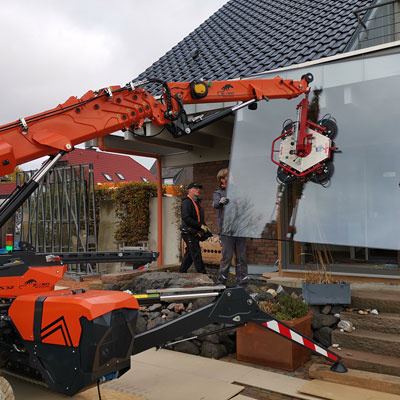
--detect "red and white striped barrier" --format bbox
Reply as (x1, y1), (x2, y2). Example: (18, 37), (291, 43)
(262, 320), (338, 361)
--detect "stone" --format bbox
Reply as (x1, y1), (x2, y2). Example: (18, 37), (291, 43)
(186, 302), (193, 311)
(192, 297), (214, 310)
(313, 326), (333, 347)
(276, 285), (284, 294)
(200, 341), (227, 359)
(120, 271), (214, 293)
(148, 311), (161, 320)
(203, 333), (220, 344)
(321, 305), (332, 315)
(106, 283), (120, 291)
(330, 305), (345, 314)
(192, 324), (220, 337)
(148, 303), (163, 312)
(337, 320), (354, 333)
(135, 316), (147, 334)
(102, 270), (143, 284)
(309, 305), (321, 315)
(311, 314), (340, 330)
(166, 311), (179, 320)
(167, 303), (177, 310)
(371, 309), (379, 315)
(255, 292), (274, 302)
(173, 341), (200, 356)
(174, 303), (185, 313)
(147, 316), (165, 330)
(218, 334), (236, 354)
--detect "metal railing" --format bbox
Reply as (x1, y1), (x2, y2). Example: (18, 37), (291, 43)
(15, 163), (98, 275)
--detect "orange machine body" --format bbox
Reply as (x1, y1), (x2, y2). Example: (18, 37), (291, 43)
(0, 264), (67, 298)
(9, 289), (139, 346)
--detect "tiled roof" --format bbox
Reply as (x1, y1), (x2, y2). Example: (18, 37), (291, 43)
(61, 149), (156, 184)
(135, 0), (372, 93)
(0, 183), (16, 196)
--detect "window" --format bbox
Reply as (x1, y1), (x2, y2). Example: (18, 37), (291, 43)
(141, 177), (149, 183)
(102, 173), (112, 181)
(163, 178), (174, 185)
(116, 173), (125, 180)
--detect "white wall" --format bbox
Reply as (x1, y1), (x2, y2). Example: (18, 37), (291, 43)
(148, 197), (181, 266)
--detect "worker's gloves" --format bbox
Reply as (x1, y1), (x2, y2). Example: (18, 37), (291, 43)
(201, 224), (210, 233)
(219, 197), (229, 205)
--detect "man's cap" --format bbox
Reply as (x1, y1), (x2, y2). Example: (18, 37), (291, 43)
(188, 182), (203, 189)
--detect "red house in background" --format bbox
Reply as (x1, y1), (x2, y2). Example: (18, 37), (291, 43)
(60, 148), (155, 185)
(0, 183), (17, 199)
(0, 148), (155, 199)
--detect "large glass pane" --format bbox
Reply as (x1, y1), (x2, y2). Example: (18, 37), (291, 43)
(225, 52), (400, 251)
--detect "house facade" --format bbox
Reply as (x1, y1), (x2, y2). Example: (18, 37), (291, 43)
(88, 0), (400, 280)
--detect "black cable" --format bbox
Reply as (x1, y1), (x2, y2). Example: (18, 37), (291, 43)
(97, 380), (102, 400)
(130, 126), (166, 138)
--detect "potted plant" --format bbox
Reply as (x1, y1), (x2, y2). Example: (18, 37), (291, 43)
(236, 293), (312, 371)
(302, 259), (350, 305)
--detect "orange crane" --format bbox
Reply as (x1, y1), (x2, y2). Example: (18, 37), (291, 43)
(0, 74), (345, 397)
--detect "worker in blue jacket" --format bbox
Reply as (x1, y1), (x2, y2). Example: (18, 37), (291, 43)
(179, 182), (210, 274)
(213, 168), (248, 287)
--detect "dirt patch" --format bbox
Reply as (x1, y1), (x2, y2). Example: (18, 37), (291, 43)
(56, 276), (101, 290)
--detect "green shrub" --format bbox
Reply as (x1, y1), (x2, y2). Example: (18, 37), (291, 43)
(95, 182), (157, 246)
(259, 294), (309, 321)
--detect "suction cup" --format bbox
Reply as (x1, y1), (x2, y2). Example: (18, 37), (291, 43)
(309, 162), (334, 185)
(281, 121), (293, 136)
(277, 166), (297, 184)
(319, 118), (338, 139)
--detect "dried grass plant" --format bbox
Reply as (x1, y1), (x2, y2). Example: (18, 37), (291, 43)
(303, 246), (338, 284)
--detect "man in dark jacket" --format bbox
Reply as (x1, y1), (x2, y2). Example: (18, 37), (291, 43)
(179, 182), (210, 273)
(213, 168), (248, 287)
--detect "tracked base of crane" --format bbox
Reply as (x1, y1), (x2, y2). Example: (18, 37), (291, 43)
(330, 361), (348, 373)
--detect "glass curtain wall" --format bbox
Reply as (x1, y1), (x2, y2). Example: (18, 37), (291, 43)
(225, 50), (400, 275)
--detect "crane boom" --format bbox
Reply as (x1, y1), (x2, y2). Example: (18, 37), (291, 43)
(0, 75), (312, 177)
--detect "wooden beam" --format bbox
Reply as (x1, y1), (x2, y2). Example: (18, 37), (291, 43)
(309, 363), (400, 396)
(298, 379), (400, 400)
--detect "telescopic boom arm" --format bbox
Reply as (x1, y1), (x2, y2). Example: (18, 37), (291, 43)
(0, 74), (313, 177)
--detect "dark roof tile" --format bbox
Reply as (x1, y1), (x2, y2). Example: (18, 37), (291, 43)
(135, 0), (373, 93)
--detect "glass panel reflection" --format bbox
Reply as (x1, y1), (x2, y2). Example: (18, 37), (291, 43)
(225, 53), (400, 251)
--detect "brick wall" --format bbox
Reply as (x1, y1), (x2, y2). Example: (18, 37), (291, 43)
(193, 161), (278, 266)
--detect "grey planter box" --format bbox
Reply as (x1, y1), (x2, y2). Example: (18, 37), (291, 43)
(302, 282), (351, 305)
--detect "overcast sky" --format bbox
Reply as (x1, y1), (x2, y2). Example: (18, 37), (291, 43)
(0, 0), (228, 171)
